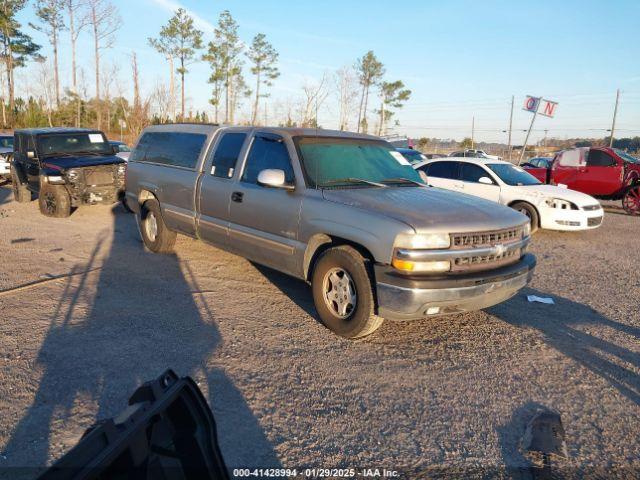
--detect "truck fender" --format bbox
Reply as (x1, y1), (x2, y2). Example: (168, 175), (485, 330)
(11, 160), (27, 185)
(303, 233), (333, 280)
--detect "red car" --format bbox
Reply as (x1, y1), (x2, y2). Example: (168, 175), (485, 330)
(523, 147), (640, 215)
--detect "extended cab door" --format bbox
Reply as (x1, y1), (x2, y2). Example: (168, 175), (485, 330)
(458, 162), (501, 202)
(575, 149), (623, 196)
(21, 134), (41, 191)
(418, 161), (462, 191)
(196, 129), (250, 247)
(227, 132), (303, 276)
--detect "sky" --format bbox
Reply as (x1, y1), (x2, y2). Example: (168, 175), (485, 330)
(15, 0), (640, 143)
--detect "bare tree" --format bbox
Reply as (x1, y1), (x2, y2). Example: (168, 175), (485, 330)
(334, 66), (359, 131)
(124, 52), (150, 139)
(84, 0), (120, 129)
(33, 0), (65, 108)
(66, 0), (88, 126)
(301, 74), (329, 128)
(101, 61), (117, 132)
(150, 81), (171, 121)
(35, 58), (55, 126)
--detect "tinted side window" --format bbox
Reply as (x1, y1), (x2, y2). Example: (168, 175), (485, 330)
(425, 161), (459, 179)
(132, 132), (206, 169)
(210, 133), (246, 178)
(242, 136), (294, 184)
(587, 150), (615, 167)
(460, 163), (490, 183)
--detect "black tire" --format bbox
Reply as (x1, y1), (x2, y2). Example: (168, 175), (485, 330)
(139, 199), (176, 253)
(10, 166), (31, 203)
(311, 245), (383, 339)
(511, 201), (539, 233)
(38, 183), (71, 218)
(622, 184), (640, 216)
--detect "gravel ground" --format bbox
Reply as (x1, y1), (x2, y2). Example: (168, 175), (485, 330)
(0, 184), (638, 478)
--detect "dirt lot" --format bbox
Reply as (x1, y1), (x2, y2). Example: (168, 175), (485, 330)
(0, 184), (638, 478)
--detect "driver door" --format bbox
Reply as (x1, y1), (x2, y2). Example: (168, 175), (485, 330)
(227, 132), (303, 276)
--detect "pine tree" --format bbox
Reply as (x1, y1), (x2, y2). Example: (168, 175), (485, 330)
(246, 33), (279, 125)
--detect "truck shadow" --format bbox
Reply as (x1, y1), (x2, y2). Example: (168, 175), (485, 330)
(0, 185), (12, 205)
(488, 288), (640, 406)
(1, 206), (281, 473)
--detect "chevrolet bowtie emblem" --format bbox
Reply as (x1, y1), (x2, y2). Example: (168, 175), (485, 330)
(493, 244), (506, 256)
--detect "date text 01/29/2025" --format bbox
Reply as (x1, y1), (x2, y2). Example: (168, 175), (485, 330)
(232, 468), (400, 478)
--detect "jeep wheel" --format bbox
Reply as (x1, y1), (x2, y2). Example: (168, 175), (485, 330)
(139, 199), (176, 253)
(622, 185), (640, 216)
(311, 245), (383, 339)
(511, 201), (539, 233)
(38, 184), (71, 218)
(10, 167), (31, 203)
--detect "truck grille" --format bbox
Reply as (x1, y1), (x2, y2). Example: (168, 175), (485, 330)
(450, 226), (525, 272)
(451, 226), (523, 249)
(82, 166), (116, 186)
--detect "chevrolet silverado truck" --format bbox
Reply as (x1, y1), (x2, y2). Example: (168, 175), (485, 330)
(125, 124), (536, 339)
(10, 128), (126, 217)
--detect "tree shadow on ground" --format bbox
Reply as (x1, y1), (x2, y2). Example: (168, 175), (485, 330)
(0, 206), (280, 476)
(489, 288), (639, 407)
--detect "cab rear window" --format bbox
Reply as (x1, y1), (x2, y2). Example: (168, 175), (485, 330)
(132, 132), (207, 169)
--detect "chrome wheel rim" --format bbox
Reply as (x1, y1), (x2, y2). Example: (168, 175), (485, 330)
(322, 267), (357, 319)
(145, 212), (158, 241)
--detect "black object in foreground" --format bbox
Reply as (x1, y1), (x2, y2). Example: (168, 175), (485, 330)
(39, 370), (229, 480)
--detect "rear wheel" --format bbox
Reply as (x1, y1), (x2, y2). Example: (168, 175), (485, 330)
(511, 201), (539, 233)
(10, 166), (31, 203)
(139, 199), (176, 253)
(38, 184), (71, 218)
(311, 245), (383, 339)
(622, 185), (640, 216)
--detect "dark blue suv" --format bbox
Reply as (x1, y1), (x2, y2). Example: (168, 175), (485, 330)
(10, 128), (126, 217)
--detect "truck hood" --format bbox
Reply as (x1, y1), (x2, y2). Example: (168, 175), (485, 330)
(42, 154), (125, 169)
(322, 186), (528, 234)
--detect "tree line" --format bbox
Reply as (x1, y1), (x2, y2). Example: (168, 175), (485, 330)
(0, 1), (412, 140)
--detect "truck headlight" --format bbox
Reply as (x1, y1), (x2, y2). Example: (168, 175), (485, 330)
(394, 232), (450, 250)
(66, 169), (79, 181)
(392, 232), (451, 273)
(545, 198), (577, 210)
(522, 222), (531, 238)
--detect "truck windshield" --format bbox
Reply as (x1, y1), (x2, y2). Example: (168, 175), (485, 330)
(295, 137), (424, 188)
(38, 133), (112, 157)
(487, 163), (541, 186)
(614, 149), (640, 164)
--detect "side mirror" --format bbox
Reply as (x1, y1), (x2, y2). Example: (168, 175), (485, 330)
(478, 176), (494, 185)
(257, 169), (294, 190)
(27, 150), (36, 159)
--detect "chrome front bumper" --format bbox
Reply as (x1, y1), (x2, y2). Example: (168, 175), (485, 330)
(376, 254), (536, 321)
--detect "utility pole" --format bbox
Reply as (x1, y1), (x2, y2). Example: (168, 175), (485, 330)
(609, 89), (620, 147)
(519, 108), (539, 164)
(507, 95), (514, 160)
(471, 116), (475, 149)
(543, 129), (548, 147)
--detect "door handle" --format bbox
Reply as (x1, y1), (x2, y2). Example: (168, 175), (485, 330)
(231, 191), (244, 203)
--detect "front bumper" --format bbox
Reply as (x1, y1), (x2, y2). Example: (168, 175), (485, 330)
(375, 254), (536, 321)
(538, 205), (604, 231)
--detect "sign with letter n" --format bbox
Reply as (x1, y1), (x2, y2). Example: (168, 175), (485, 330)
(523, 96), (541, 113)
(538, 99), (558, 118)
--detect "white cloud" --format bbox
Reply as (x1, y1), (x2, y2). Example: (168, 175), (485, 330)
(147, 0), (215, 32)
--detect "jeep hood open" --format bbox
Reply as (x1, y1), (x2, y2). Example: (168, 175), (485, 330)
(42, 154), (125, 169)
(322, 186), (528, 234)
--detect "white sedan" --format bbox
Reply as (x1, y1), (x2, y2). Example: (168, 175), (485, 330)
(413, 157), (604, 232)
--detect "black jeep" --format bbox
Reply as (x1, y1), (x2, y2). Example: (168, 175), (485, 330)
(10, 128), (126, 217)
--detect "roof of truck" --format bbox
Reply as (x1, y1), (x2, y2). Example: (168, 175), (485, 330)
(141, 123), (382, 141)
(15, 127), (103, 135)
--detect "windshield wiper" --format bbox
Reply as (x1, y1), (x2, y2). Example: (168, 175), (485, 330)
(380, 177), (425, 187)
(319, 178), (387, 188)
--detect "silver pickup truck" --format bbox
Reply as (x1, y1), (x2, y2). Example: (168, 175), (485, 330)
(125, 124), (535, 338)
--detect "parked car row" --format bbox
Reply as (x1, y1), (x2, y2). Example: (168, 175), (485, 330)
(522, 147), (640, 215)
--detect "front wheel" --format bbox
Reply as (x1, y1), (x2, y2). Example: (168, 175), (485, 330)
(38, 184), (71, 218)
(622, 185), (640, 216)
(10, 166), (31, 203)
(311, 245), (383, 339)
(139, 199), (176, 253)
(511, 201), (539, 233)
